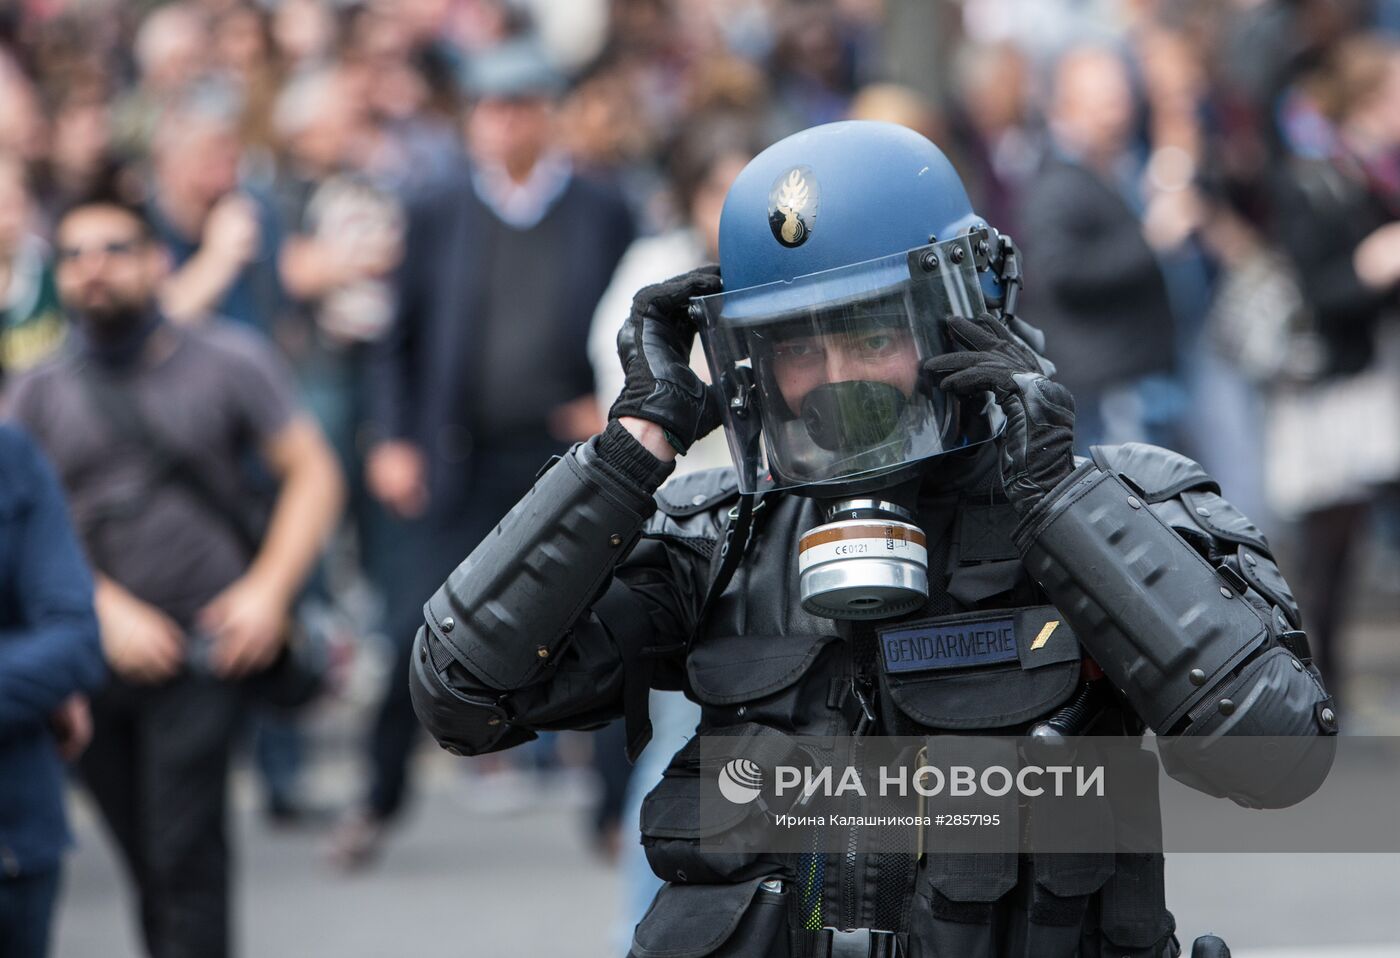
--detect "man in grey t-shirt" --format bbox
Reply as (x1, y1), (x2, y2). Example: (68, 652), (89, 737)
(4, 195), (343, 958)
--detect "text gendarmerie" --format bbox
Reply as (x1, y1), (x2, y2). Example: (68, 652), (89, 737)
(879, 617), (1018, 673)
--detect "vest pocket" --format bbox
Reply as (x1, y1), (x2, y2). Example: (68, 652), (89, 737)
(1025, 751), (1116, 932)
(883, 660), (1080, 730)
(640, 734), (790, 885)
(687, 633), (838, 732)
(1096, 746), (1175, 955)
(629, 876), (793, 958)
(1022, 853), (1116, 957)
(876, 607), (1081, 731)
(1096, 853), (1175, 956)
(908, 851), (1018, 958)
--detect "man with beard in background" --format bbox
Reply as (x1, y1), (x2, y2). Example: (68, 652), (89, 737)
(4, 194), (342, 958)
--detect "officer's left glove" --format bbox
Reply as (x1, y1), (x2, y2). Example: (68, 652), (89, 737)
(608, 265), (725, 454)
(923, 314), (1076, 514)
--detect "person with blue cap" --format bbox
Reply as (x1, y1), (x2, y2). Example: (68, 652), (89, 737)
(407, 120), (1334, 957)
(346, 36), (635, 867)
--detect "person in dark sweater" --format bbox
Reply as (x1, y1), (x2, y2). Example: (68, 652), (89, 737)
(0, 425), (105, 958)
(1016, 45), (1177, 450)
(338, 39), (635, 866)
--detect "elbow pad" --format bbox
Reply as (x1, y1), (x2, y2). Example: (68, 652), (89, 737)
(421, 433), (666, 693)
(1014, 446), (1336, 807)
(409, 625), (535, 756)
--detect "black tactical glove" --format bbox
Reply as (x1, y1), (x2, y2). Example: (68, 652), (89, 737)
(923, 314), (1076, 513)
(608, 265), (725, 454)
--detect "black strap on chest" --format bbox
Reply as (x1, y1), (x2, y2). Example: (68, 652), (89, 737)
(594, 583), (663, 763)
(691, 491), (760, 645)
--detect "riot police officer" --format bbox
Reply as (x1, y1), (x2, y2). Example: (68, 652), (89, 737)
(407, 121), (1336, 958)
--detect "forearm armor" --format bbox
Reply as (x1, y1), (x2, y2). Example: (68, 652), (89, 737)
(1014, 443), (1336, 807)
(409, 424), (674, 757)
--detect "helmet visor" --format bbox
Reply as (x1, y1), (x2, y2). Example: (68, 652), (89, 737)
(695, 235), (1005, 494)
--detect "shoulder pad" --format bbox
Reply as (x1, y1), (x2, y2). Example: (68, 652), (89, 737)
(1095, 442), (1275, 558)
(653, 467), (741, 517)
(1090, 442), (1219, 503)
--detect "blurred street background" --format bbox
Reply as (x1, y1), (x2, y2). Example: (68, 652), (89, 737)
(2, 0), (1400, 955)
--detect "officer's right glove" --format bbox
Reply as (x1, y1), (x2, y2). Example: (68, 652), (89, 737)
(608, 265), (725, 455)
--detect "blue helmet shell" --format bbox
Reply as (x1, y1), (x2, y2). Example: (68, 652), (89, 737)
(718, 121), (988, 300)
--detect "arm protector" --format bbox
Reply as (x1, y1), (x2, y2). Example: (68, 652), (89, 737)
(409, 424), (680, 760)
(1014, 443), (1336, 808)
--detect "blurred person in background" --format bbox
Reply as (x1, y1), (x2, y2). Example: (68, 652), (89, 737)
(344, 37), (633, 868)
(269, 66), (405, 822)
(602, 0), (694, 137)
(338, 1), (464, 193)
(275, 65), (403, 466)
(558, 65), (664, 219)
(113, 3), (208, 158)
(208, 1), (285, 169)
(1192, 167), (1309, 538)
(847, 82), (946, 145)
(1216, 0), (1367, 170)
(147, 84), (288, 330)
(143, 81), (310, 818)
(4, 194), (343, 958)
(0, 156), (68, 377)
(0, 55), (46, 171)
(586, 112), (757, 950)
(949, 40), (1041, 239)
(271, 0), (338, 73)
(1134, 23), (1256, 511)
(766, 0), (864, 135)
(1267, 34), (1400, 701)
(1017, 43), (1178, 450)
(37, 86), (125, 233)
(0, 426), (105, 958)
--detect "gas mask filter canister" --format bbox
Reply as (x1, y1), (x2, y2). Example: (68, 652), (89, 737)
(797, 498), (928, 619)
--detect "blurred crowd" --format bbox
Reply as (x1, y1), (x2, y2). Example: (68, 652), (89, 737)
(1, 0), (1399, 956)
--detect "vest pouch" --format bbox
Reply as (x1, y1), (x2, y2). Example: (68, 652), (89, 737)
(877, 607), (1081, 731)
(687, 633), (838, 732)
(1010, 853), (1116, 958)
(909, 734), (1023, 957)
(1023, 736), (1116, 941)
(1095, 853), (1174, 956)
(641, 731), (793, 885)
(1098, 747), (1174, 955)
(630, 876), (793, 958)
(909, 851), (1018, 958)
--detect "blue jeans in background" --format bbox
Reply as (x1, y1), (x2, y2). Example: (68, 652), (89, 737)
(0, 868), (61, 958)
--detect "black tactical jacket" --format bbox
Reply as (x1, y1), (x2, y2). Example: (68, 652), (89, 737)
(410, 431), (1330, 958)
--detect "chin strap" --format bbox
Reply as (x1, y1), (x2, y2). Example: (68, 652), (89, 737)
(994, 232), (1024, 320)
(991, 233), (1057, 380)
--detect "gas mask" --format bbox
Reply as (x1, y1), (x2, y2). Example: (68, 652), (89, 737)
(695, 231), (1012, 620)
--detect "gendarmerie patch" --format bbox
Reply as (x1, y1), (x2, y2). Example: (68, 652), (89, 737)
(877, 606), (1079, 675)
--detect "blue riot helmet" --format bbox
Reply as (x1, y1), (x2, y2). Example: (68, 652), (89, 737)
(693, 121), (1021, 500)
